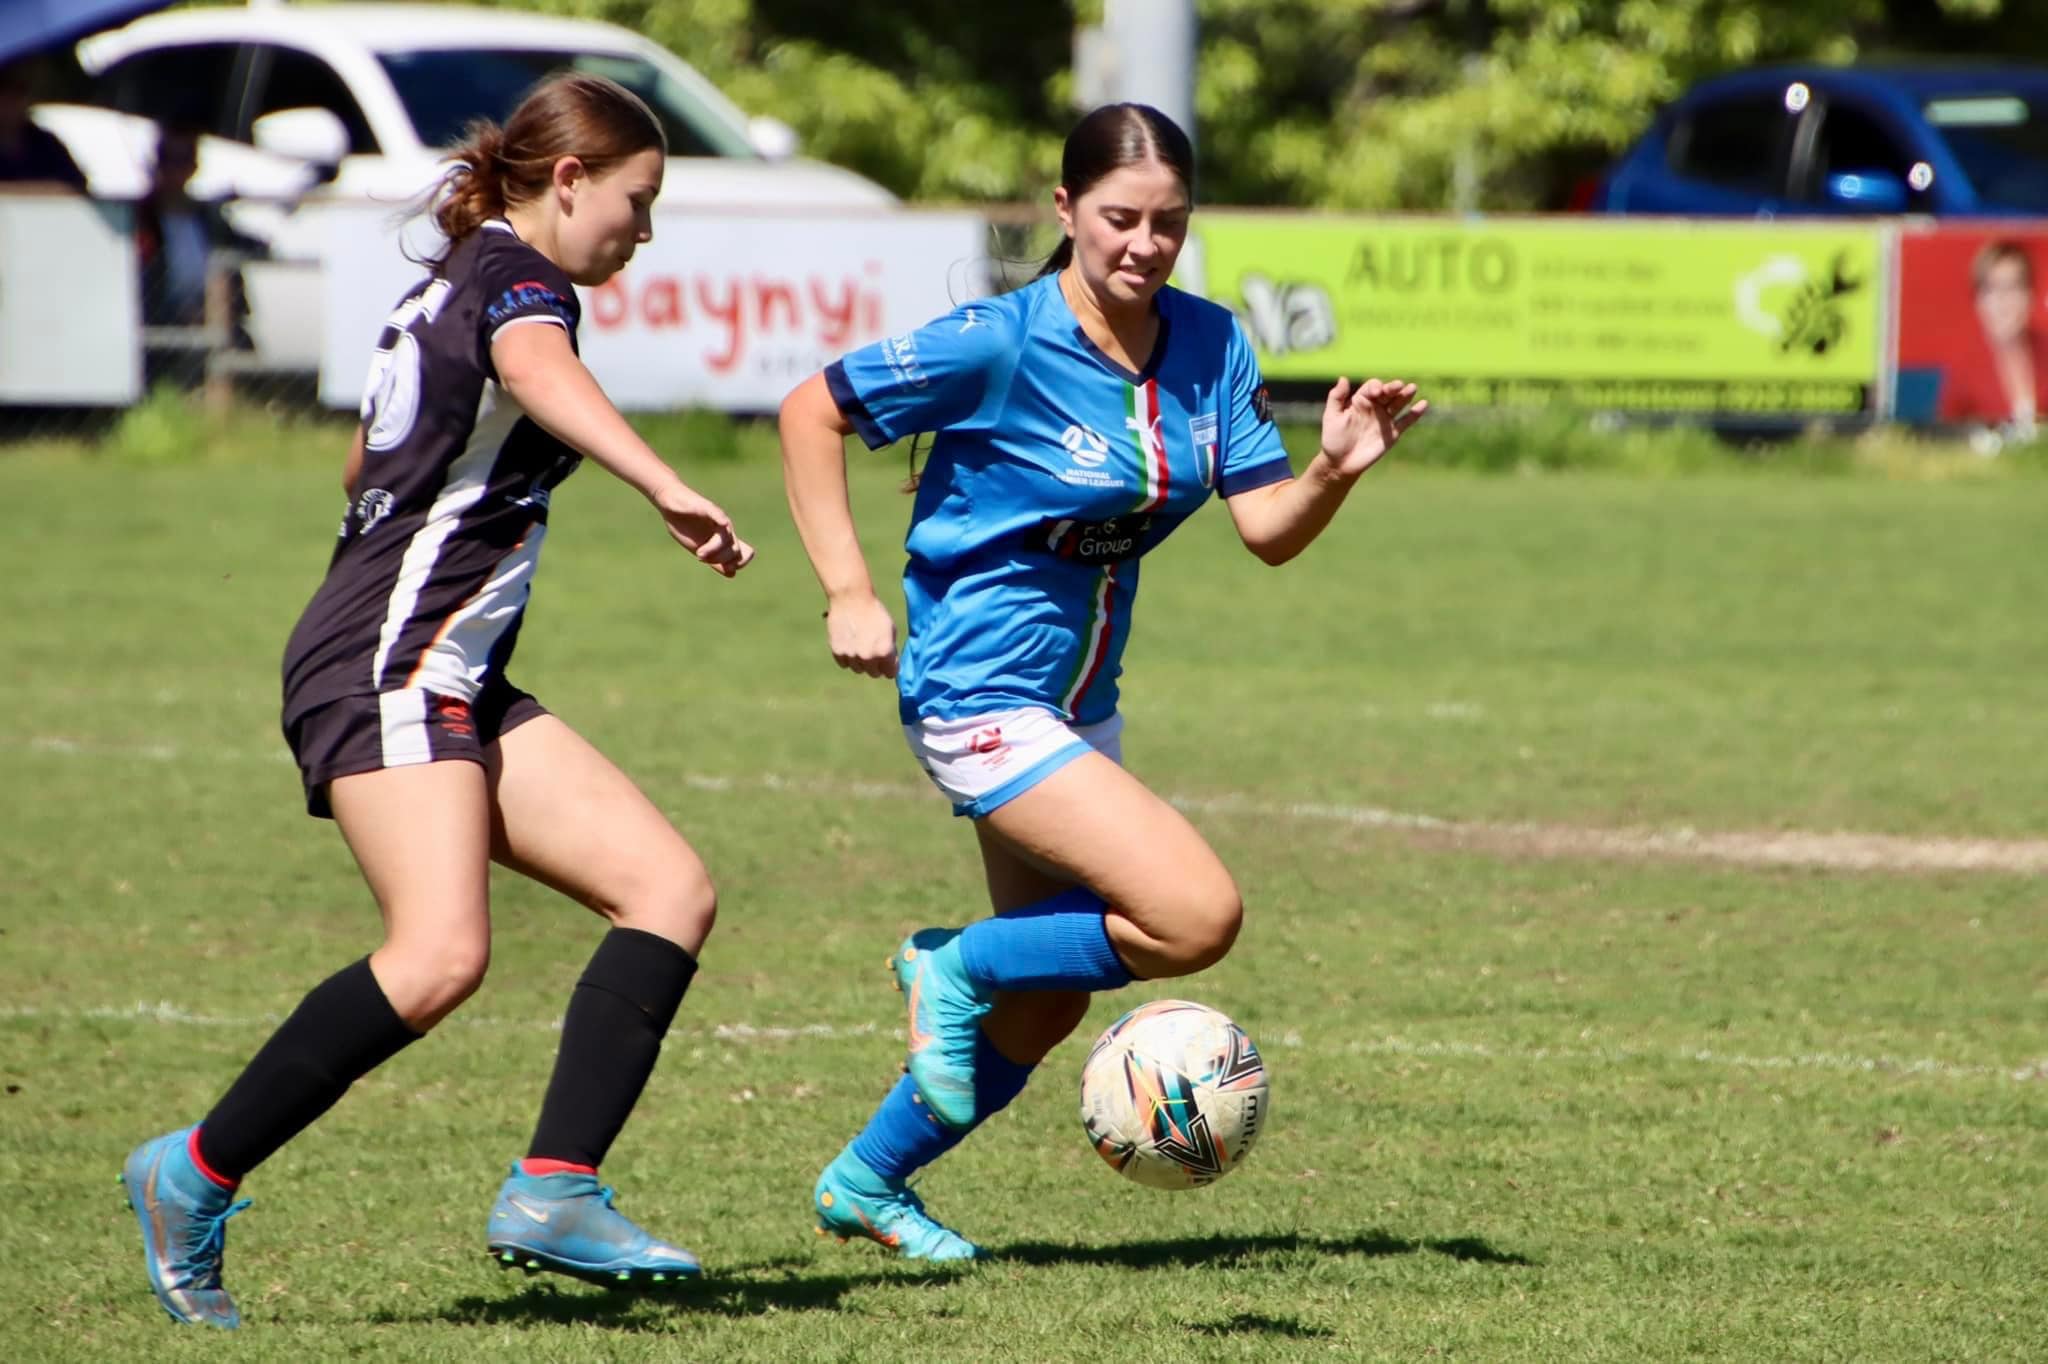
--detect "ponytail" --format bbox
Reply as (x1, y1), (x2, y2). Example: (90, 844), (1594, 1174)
(429, 120), (508, 257)
(1036, 237), (1074, 279)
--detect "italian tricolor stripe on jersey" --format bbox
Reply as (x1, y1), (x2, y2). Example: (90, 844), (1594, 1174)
(1127, 379), (1168, 512)
(1059, 564), (1118, 717)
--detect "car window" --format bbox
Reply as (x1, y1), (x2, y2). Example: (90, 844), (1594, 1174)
(1797, 100), (1938, 209)
(240, 45), (379, 154)
(94, 44), (245, 137)
(1667, 95), (1791, 194)
(1926, 92), (2048, 213)
(1811, 104), (1914, 181)
(375, 48), (755, 158)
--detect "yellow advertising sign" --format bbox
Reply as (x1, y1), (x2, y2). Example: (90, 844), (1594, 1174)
(1190, 215), (1887, 415)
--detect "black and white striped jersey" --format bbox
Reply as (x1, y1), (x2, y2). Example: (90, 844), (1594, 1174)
(281, 220), (584, 723)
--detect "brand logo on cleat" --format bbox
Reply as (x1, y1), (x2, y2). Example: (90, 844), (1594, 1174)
(506, 1195), (552, 1224)
(904, 966), (936, 1055)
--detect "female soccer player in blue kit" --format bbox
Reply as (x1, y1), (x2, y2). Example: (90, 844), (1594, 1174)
(119, 76), (753, 1328)
(779, 103), (1430, 1259)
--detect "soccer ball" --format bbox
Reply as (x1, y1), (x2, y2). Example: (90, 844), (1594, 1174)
(1078, 999), (1270, 1190)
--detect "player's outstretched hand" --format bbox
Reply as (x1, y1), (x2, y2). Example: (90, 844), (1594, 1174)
(825, 591), (899, 680)
(1320, 377), (1429, 479)
(656, 486), (755, 578)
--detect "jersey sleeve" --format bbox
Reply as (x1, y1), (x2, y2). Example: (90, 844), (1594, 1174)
(473, 235), (581, 374)
(824, 302), (1015, 449)
(1217, 316), (1292, 497)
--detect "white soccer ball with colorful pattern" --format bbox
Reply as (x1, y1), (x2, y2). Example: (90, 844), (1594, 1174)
(1079, 999), (1270, 1190)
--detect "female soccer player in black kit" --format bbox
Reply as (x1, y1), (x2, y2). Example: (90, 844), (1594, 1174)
(119, 74), (753, 1329)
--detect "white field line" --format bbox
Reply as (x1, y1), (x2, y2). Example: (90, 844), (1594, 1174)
(14, 733), (2048, 875)
(3, 1001), (2043, 1085)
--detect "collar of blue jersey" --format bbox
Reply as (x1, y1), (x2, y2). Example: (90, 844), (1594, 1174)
(1054, 275), (1174, 386)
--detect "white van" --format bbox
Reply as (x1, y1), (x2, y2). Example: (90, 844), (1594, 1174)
(44, 3), (897, 368)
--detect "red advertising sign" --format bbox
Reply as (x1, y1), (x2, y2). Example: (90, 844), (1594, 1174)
(1894, 224), (2048, 433)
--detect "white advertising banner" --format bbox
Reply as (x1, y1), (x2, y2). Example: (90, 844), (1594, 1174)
(320, 204), (989, 412)
(0, 194), (140, 406)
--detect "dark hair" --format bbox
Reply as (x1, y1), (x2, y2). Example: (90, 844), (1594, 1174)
(1037, 103), (1195, 278)
(1973, 239), (2033, 293)
(427, 73), (664, 262)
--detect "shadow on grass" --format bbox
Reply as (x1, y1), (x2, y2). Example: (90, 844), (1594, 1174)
(374, 1255), (972, 1328)
(1187, 1311), (1336, 1339)
(993, 1229), (1534, 1270)
(380, 1231), (1531, 1329)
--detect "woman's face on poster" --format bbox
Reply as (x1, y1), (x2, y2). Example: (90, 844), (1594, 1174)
(1975, 255), (2033, 344)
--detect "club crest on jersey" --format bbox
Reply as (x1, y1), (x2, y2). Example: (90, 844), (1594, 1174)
(353, 487), (395, 534)
(1189, 413), (1220, 488)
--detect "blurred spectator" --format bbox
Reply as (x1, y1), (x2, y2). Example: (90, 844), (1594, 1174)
(0, 58), (86, 189)
(135, 123), (260, 382)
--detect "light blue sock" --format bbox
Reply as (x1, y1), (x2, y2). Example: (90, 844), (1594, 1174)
(956, 887), (1134, 992)
(848, 1032), (1039, 1180)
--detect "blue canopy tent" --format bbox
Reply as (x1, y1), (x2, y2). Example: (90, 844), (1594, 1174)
(0, 0), (173, 68)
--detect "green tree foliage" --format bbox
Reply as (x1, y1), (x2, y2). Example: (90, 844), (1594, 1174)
(461, 0), (2023, 209)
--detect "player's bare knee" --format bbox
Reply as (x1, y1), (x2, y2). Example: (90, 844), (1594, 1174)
(1151, 884), (1243, 974)
(612, 861), (717, 949)
(383, 936), (490, 1028)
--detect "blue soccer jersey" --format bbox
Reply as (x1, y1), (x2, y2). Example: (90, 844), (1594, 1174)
(825, 273), (1292, 725)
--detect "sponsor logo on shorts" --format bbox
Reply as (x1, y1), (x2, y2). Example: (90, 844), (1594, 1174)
(434, 696), (475, 740)
(968, 726), (1010, 770)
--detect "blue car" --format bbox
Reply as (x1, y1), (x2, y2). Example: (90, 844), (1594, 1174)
(1593, 64), (2048, 217)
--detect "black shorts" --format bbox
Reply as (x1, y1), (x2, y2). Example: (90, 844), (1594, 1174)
(283, 680), (549, 819)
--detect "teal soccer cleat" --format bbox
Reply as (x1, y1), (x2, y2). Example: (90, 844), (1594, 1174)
(813, 1148), (984, 1262)
(486, 1165), (701, 1287)
(120, 1128), (251, 1329)
(892, 927), (993, 1130)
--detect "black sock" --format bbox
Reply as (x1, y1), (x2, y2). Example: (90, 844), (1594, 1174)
(527, 927), (697, 1169)
(195, 957), (422, 1181)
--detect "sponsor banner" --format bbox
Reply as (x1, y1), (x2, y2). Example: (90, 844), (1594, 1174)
(1892, 223), (2048, 431)
(321, 204), (988, 411)
(0, 193), (140, 406)
(1187, 215), (1886, 417)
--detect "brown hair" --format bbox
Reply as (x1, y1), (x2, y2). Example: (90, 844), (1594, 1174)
(1972, 239), (2033, 294)
(1037, 103), (1196, 278)
(428, 73), (664, 260)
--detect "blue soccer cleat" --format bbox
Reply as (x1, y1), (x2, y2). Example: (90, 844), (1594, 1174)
(486, 1165), (701, 1287)
(892, 927), (993, 1130)
(813, 1148), (984, 1262)
(120, 1128), (251, 1329)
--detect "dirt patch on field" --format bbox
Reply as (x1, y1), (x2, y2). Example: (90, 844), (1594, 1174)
(1423, 821), (2048, 875)
(1171, 792), (2048, 875)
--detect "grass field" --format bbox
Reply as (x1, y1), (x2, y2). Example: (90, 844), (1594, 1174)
(3, 420), (2045, 1361)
